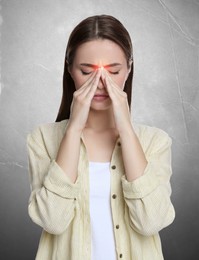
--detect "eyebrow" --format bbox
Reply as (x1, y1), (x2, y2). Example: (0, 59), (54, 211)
(80, 63), (122, 69)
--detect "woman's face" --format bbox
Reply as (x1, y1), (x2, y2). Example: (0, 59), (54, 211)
(69, 39), (131, 110)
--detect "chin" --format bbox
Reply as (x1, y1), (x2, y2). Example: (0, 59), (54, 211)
(90, 102), (112, 111)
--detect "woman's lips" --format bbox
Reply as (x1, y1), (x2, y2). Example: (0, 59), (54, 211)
(93, 95), (109, 101)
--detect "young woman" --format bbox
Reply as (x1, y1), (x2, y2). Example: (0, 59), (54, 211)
(27, 15), (175, 260)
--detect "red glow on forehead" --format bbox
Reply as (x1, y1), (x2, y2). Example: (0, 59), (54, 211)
(93, 65), (115, 69)
(94, 65), (102, 70)
(80, 63), (122, 69)
(89, 65), (105, 70)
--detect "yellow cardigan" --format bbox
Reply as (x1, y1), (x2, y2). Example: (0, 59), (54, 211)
(27, 119), (175, 260)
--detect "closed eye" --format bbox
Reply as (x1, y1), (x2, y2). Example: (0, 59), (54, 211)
(81, 70), (92, 75)
(109, 71), (120, 75)
(81, 70), (120, 75)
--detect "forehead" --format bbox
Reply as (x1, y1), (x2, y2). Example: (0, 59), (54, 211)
(74, 39), (126, 65)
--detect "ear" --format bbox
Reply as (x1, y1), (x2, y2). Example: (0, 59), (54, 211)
(66, 61), (73, 78)
(125, 60), (133, 80)
(128, 59), (133, 72)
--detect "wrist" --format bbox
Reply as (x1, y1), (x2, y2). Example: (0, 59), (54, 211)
(65, 123), (83, 137)
(118, 122), (135, 137)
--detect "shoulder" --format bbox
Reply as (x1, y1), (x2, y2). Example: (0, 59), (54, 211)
(133, 123), (172, 153)
(134, 123), (171, 141)
(27, 119), (69, 146)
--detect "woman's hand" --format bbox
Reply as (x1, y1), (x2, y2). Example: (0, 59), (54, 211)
(68, 69), (101, 133)
(100, 68), (148, 183)
(101, 68), (132, 134)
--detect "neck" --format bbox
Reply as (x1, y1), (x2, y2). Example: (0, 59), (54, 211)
(85, 107), (116, 132)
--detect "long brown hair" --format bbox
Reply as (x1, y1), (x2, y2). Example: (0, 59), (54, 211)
(55, 15), (133, 122)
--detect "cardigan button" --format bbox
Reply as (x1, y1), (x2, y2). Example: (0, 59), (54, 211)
(119, 253), (123, 258)
(116, 225), (120, 229)
(117, 142), (121, 146)
(112, 194), (117, 199)
(111, 165), (116, 170)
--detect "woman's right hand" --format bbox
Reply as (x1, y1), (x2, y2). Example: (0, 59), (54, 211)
(67, 68), (101, 133)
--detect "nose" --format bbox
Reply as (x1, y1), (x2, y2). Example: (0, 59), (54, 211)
(97, 75), (105, 89)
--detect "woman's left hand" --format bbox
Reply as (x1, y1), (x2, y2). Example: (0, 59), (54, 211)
(101, 68), (132, 134)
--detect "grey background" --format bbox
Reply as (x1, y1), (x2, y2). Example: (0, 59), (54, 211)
(0, 0), (199, 259)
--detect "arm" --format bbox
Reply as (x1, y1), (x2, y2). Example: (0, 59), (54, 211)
(101, 68), (175, 236)
(27, 126), (81, 235)
(55, 125), (82, 183)
(119, 124), (147, 181)
(27, 70), (101, 235)
(120, 126), (175, 236)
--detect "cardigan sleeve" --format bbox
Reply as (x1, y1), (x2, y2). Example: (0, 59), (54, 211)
(26, 128), (80, 235)
(121, 129), (175, 236)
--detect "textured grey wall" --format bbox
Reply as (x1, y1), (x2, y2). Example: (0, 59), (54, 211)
(0, 0), (199, 259)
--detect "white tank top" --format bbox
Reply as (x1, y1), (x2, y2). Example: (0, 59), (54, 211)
(89, 161), (117, 260)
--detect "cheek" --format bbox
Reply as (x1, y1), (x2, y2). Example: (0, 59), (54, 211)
(114, 74), (128, 89)
(72, 72), (87, 90)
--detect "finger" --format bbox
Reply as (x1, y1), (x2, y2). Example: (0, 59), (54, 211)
(103, 71), (115, 100)
(102, 68), (115, 90)
(103, 69), (117, 92)
(103, 69), (120, 88)
(104, 69), (126, 97)
(81, 73), (100, 98)
(75, 70), (99, 97)
(86, 68), (101, 99)
(76, 70), (98, 94)
(100, 67), (106, 86)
